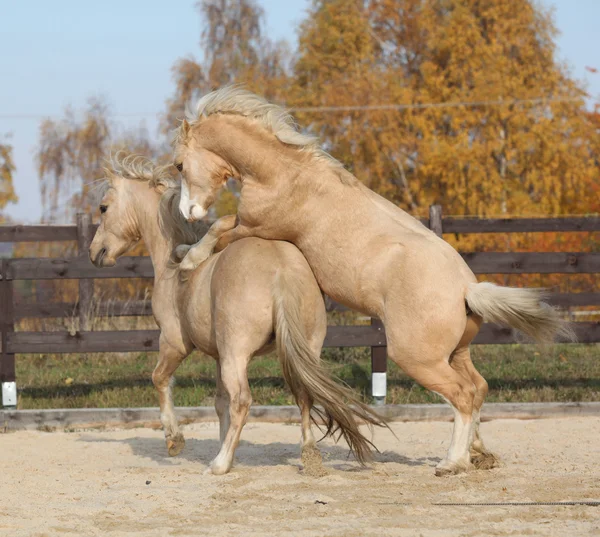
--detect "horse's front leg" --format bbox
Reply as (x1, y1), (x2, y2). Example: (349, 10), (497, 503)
(152, 337), (188, 456)
(213, 222), (256, 253)
(179, 214), (238, 271)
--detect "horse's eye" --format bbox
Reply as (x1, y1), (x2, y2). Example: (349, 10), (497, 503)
(100, 205), (108, 214)
(175, 163), (183, 172)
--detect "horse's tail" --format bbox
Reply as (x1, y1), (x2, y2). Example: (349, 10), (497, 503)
(465, 282), (575, 344)
(272, 270), (388, 465)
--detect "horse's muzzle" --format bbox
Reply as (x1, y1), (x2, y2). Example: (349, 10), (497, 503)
(91, 248), (107, 267)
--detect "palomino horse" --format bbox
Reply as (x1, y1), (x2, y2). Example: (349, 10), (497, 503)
(88, 153), (386, 474)
(173, 86), (573, 476)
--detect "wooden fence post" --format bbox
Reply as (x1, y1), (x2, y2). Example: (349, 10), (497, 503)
(429, 204), (443, 237)
(0, 259), (16, 407)
(77, 213), (94, 331)
(370, 318), (386, 406)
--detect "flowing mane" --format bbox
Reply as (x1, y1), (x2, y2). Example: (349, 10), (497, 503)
(101, 151), (208, 246)
(178, 85), (344, 172)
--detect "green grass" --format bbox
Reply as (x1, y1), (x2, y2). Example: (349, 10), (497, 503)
(14, 344), (600, 409)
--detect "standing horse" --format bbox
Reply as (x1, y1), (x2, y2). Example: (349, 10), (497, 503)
(88, 153), (386, 474)
(173, 86), (573, 476)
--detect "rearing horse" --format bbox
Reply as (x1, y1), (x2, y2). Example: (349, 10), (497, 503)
(173, 86), (572, 476)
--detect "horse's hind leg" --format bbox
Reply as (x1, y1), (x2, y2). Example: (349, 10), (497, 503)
(450, 347), (499, 469)
(152, 339), (188, 456)
(387, 339), (476, 476)
(214, 361), (230, 445)
(208, 352), (252, 475)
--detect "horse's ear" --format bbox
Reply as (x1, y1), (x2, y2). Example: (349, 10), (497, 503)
(152, 178), (169, 195)
(180, 119), (191, 140)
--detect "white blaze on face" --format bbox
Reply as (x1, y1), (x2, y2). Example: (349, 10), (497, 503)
(179, 181), (207, 221)
(179, 181), (208, 221)
(179, 180), (191, 217)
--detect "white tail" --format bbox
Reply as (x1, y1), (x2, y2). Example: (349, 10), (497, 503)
(465, 282), (575, 344)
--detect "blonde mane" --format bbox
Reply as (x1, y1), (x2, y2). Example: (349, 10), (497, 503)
(105, 151), (176, 190)
(101, 151), (208, 246)
(178, 85), (345, 173)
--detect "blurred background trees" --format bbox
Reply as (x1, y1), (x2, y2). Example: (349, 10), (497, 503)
(36, 0), (600, 224)
(0, 137), (17, 221)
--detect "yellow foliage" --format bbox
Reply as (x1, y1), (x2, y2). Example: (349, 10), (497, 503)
(290, 0), (599, 221)
(0, 141), (18, 214)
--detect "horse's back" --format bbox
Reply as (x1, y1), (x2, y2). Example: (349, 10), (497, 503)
(186, 237), (323, 355)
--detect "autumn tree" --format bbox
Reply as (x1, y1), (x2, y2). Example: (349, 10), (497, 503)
(37, 98), (156, 223)
(163, 0), (291, 217)
(0, 138), (18, 220)
(292, 0), (599, 220)
(32, 100), (158, 313)
(162, 0), (290, 134)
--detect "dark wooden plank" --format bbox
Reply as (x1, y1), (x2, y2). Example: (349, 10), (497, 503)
(444, 216), (600, 234)
(14, 300), (154, 319)
(6, 321), (600, 354)
(14, 293), (596, 320)
(14, 303), (77, 319)
(429, 205), (443, 237)
(473, 322), (600, 344)
(2, 216), (599, 242)
(547, 293), (600, 307)
(9, 251), (600, 282)
(8, 325), (386, 353)
(0, 260), (15, 382)
(77, 214), (94, 330)
(7, 330), (160, 354)
(0, 225), (77, 243)
(6, 256), (154, 280)
(462, 252), (600, 274)
(8, 252), (600, 280)
(324, 325), (387, 347)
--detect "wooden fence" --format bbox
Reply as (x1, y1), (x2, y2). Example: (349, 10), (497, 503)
(1, 207), (599, 405)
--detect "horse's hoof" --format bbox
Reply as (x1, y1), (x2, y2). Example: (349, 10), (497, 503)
(470, 449), (500, 470)
(166, 433), (185, 457)
(435, 459), (470, 477)
(207, 460), (231, 475)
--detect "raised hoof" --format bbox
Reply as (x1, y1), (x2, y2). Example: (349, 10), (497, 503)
(166, 433), (185, 457)
(434, 460), (471, 477)
(470, 449), (500, 470)
(179, 258), (200, 272)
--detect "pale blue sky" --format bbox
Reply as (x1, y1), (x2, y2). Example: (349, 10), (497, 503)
(1, 0), (599, 223)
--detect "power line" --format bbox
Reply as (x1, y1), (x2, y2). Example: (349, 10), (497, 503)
(0, 96), (586, 120)
(291, 96), (583, 113)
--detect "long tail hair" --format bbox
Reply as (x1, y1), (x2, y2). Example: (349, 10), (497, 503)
(465, 282), (575, 343)
(272, 271), (388, 465)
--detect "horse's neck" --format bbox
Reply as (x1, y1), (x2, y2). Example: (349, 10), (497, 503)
(134, 198), (173, 282)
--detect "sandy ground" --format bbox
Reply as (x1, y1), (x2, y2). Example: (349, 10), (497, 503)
(0, 418), (599, 537)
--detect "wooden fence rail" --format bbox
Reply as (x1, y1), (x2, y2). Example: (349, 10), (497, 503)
(1, 206), (599, 407)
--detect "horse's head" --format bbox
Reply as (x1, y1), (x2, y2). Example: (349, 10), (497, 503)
(173, 85), (340, 223)
(89, 171), (142, 267)
(173, 118), (232, 222)
(89, 153), (173, 267)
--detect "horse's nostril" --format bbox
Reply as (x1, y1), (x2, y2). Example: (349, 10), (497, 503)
(95, 248), (107, 266)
